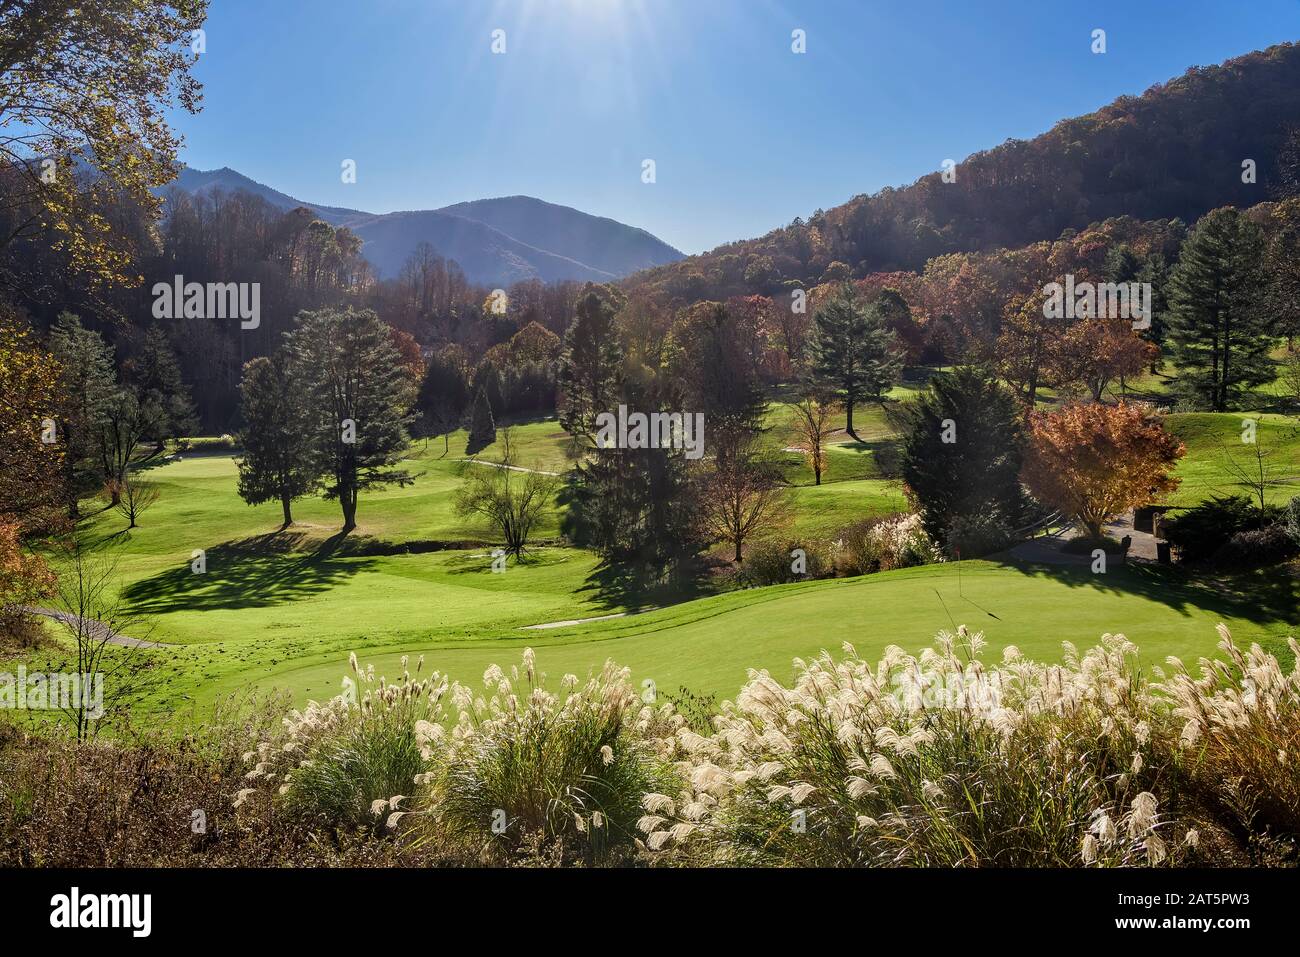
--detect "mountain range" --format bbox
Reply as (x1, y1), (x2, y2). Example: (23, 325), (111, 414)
(165, 166), (684, 287)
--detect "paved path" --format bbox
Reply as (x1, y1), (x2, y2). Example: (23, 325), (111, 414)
(21, 607), (167, 649)
(458, 460), (560, 476)
(1005, 511), (1158, 565)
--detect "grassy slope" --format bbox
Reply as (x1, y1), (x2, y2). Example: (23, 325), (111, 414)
(18, 406), (1297, 723)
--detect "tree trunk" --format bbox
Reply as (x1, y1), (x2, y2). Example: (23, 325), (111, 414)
(281, 494), (293, 528)
(340, 488), (357, 531)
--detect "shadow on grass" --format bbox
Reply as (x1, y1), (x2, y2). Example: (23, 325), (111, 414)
(990, 555), (1300, 631)
(573, 561), (715, 614)
(121, 529), (378, 614)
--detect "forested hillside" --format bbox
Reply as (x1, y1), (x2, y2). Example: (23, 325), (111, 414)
(627, 42), (1300, 305)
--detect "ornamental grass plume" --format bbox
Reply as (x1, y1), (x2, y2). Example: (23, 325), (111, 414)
(640, 627), (1185, 867)
(420, 651), (678, 864)
(1162, 625), (1300, 845)
(234, 654), (448, 831)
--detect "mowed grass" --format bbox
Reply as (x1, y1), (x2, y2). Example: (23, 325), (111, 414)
(187, 558), (1298, 715)
(17, 407), (1297, 726)
(1164, 412), (1300, 508)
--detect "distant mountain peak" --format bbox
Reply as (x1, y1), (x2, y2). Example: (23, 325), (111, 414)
(164, 166), (683, 286)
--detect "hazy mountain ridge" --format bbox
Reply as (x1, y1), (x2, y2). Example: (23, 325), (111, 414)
(164, 167), (684, 286)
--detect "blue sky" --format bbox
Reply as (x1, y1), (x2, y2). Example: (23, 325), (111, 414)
(173, 0), (1300, 254)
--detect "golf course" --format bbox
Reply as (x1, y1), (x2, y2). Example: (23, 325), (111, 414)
(39, 403), (1298, 724)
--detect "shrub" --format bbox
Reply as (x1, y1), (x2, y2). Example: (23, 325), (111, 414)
(237, 654), (448, 832)
(942, 511), (1013, 559)
(425, 650), (676, 864)
(1163, 495), (1282, 563)
(833, 514), (941, 576)
(1285, 495), (1300, 546)
(736, 538), (831, 586)
(1211, 525), (1299, 569)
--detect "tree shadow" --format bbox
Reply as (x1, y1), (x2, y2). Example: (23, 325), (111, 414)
(990, 555), (1300, 630)
(574, 561), (713, 613)
(121, 529), (378, 614)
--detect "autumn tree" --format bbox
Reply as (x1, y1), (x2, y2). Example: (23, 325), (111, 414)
(96, 387), (165, 505)
(809, 283), (901, 439)
(0, 519), (55, 646)
(671, 301), (767, 458)
(996, 292), (1063, 408)
(455, 428), (557, 559)
(236, 351), (317, 527)
(1052, 319), (1159, 402)
(789, 392), (838, 486)
(1022, 401), (1184, 542)
(0, 0), (207, 288)
(111, 473), (159, 529)
(696, 435), (788, 563)
(285, 307), (414, 531)
(0, 312), (65, 530)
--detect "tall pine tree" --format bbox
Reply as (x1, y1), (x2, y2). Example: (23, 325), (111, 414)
(1166, 207), (1274, 411)
(809, 283), (901, 439)
(900, 367), (1026, 556)
(285, 308), (413, 531)
(236, 351), (318, 527)
(557, 289), (622, 447)
(47, 313), (116, 518)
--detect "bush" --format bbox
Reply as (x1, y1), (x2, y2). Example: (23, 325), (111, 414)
(425, 651), (675, 864)
(238, 655), (448, 832)
(736, 539), (831, 586)
(1166, 626), (1300, 856)
(1162, 495), (1282, 563)
(833, 514), (942, 576)
(175, 434), (239, 453)
(943, 511), (1014, 559)
(1211, 525), (1300, 569)
(1286, 495), (1300, 546)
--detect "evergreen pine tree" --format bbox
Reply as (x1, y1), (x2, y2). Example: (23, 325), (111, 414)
(557, 289), (622, 445)
(285, 308), (413, 531)
(236, 351), (318, 527)
(466, 385), (496, 456)
(1165, 207), (1274, 411)
(47, 312), (117, 517)
(809, 283), (901, 439)
(900, 367), (1026, 556)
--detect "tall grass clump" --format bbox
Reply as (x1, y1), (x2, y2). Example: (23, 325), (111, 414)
(422, 649), (677, 864)
(639, 627), (1190, 867)
(1166, 625), (1300, 857)
(236, 654), (448, 832)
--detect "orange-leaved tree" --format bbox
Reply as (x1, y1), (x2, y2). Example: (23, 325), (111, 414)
(1022, 401), (1184, 541)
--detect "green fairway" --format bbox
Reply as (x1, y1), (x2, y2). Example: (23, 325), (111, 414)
(14, 407), (1296, 728)
(182, 557), (1298, 716)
